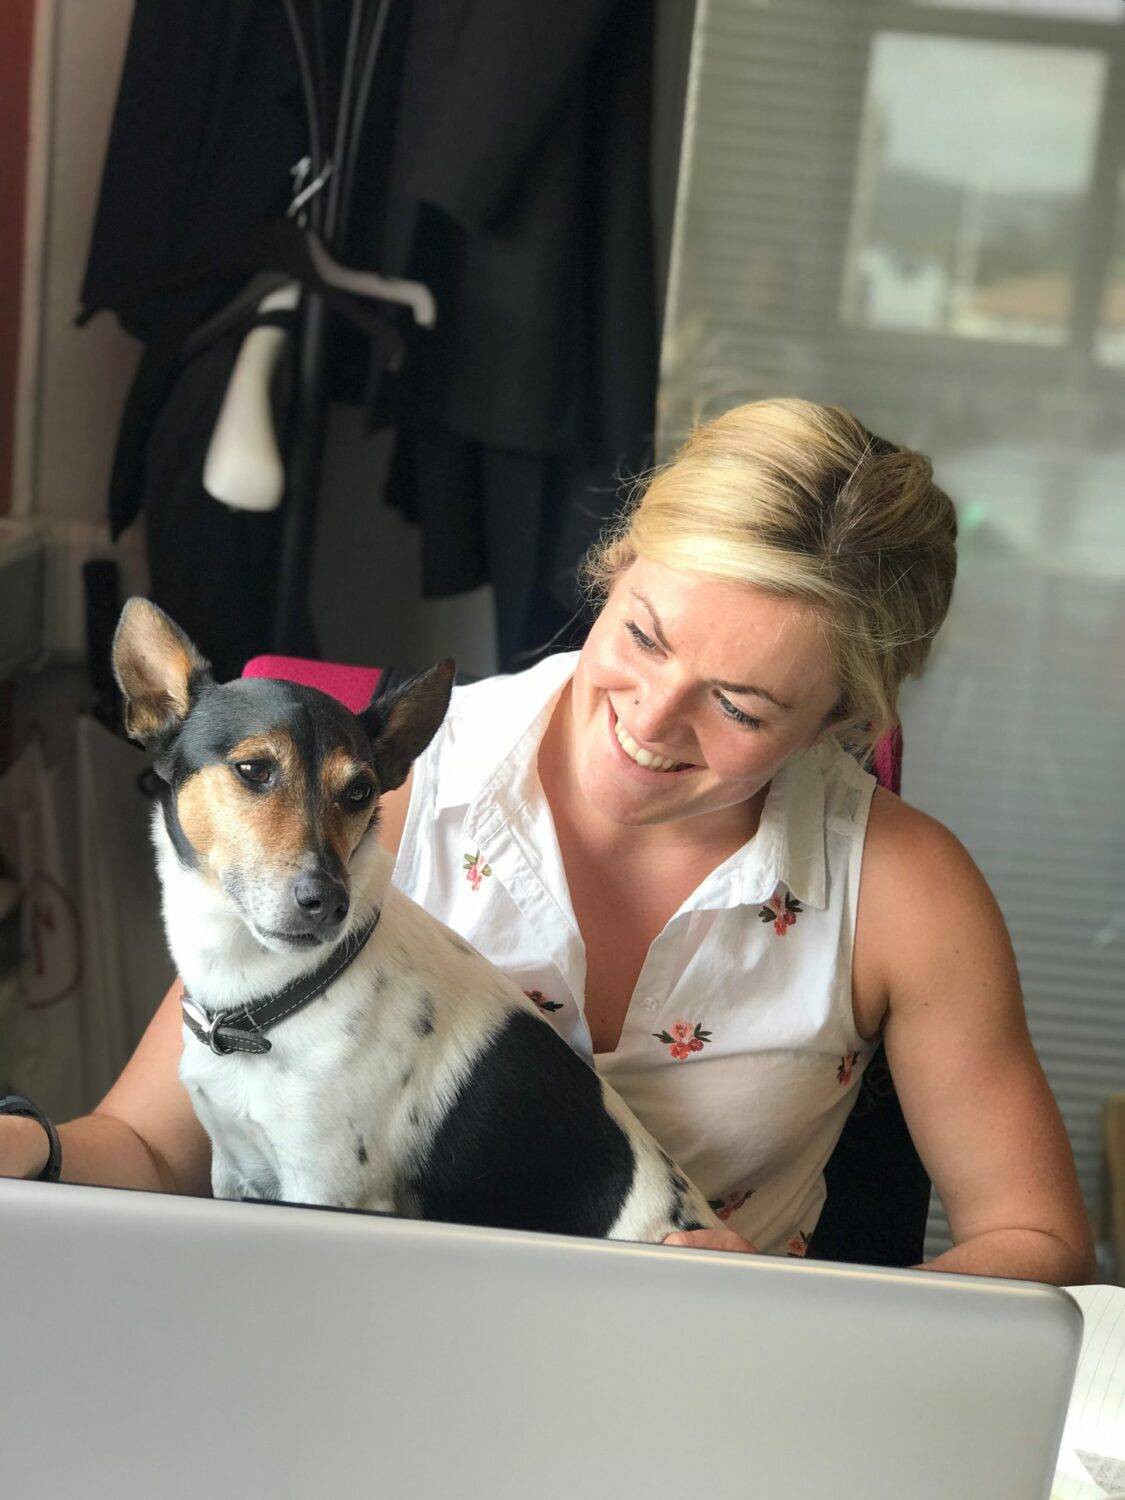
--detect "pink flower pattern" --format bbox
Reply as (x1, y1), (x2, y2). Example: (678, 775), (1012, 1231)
(462, 850), (492, 891)
(524, 989), (563, 1014)
(786, 1230), (810, 1258)
(653, 1020), (712, 1060)
(759, 888), (802, 936)
(837, 1049), (860, 1085)
(708, 1188), (755, 1222)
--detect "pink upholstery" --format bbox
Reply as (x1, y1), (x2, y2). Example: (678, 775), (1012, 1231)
(872, 723), (902, 796)
(241, 655), (383, 714)
(241, 655), (904, 794)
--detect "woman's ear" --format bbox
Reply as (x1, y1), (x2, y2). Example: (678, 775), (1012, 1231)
(803, 689), (849, 751)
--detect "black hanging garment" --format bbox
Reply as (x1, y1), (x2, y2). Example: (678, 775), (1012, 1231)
(80, 1), (310, 680)
(360, 0), (659, 667)
(81, 1), (659, 675)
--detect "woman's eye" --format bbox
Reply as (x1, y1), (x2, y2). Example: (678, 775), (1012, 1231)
(716, 695), (762, 731)
(234, 761), (273, 785)
(344, 782), (375, 806)
(625, 619), (658, 653)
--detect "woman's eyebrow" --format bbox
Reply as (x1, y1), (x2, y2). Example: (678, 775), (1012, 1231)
(714, 679), (793, 712)
(630, 589), (673, 650)
(630, 590), (793, 711)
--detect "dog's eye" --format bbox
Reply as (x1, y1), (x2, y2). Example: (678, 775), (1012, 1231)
(344, 780), (375, 806)
(234, 760), (273, 786)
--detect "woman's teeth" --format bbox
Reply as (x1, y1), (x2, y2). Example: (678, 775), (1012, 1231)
(614, 715), (686, 772)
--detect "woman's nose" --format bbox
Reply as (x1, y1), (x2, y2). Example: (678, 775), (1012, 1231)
(629, 676), (691, 748)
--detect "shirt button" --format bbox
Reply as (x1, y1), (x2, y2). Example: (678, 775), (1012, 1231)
(641, 996), (659, 1014)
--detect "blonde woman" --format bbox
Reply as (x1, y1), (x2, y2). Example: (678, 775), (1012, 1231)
(0, 400), (1095, 1284)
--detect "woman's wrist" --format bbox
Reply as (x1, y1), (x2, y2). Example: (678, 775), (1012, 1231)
(0, 1094), (62, 1181)
(1, 1113), (52, 1180)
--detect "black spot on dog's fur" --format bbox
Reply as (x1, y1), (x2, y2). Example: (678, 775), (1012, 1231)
(371, 968), (390, 993)
(667, 1195), (701, 1233)
(415, 1009), (635, 1237)
(408, 1105), (421, 1127)
(415, 993), (435, 1037)
(401, 1068), (414, 1089)
(670, 1173), (690, 1195)
(355, 1136), (369, 1166)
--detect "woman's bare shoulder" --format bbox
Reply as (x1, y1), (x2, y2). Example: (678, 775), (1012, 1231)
(863, 786), (985, 893)
(859, 786), (1012, 1001)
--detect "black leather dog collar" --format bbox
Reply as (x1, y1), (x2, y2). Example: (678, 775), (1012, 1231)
(181, 911), (380, 1056)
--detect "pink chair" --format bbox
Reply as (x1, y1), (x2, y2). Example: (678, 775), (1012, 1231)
(242, 654), (385, 714)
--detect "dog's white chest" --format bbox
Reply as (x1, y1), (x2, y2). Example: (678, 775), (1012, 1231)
(178, 959), (416, 1207)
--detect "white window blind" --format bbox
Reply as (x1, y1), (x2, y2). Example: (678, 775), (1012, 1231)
(661, 0), (1125, 1263)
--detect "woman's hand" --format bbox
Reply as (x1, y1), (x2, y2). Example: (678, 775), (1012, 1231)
(663, 1227), (760, 1253)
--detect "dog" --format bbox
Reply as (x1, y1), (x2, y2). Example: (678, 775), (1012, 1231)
(112, 597), (721, 1243)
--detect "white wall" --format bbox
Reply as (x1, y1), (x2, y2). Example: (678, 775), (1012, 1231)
(17, 0), (147, 656)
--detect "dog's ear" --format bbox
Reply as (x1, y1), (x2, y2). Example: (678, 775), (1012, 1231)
(360, 659), (456, 793)
(112, 597), (213, 752)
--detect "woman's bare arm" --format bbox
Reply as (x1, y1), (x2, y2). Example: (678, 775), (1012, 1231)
(377, 768), (413, 858)
(864, 792), (1096, 1284)
(0, 979), (212, 1195)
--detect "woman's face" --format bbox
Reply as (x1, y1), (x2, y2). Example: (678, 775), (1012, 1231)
(567, 558), (843, 830)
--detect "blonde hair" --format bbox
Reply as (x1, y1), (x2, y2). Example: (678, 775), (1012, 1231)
(584, 398), (958, 755)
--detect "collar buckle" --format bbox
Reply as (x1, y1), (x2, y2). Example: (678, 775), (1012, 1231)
(182, 997), (234, 1056)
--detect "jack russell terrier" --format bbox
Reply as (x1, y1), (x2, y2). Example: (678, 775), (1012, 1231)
(112, 598), (721, 1243)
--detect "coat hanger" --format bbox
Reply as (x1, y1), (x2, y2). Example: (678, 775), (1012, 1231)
(204, 152), (434, 513)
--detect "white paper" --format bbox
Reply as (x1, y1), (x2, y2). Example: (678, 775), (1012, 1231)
(1051, 1286), (1125, 1499)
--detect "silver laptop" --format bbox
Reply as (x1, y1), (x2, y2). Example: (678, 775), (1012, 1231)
(0, 1178), (1081, 1499)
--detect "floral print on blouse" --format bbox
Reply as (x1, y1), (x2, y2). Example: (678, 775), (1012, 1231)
(653, 1020), (713, 1060)
(836, 1049), (860, 1085)
(709, 1188), (755, 1222)
(463, 850), (492, 891)
(760, 888), (803, 936)
(525, 989), (563, 1014)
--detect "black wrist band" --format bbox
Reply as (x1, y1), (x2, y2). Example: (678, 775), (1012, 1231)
(0, 1094), (62, 1183)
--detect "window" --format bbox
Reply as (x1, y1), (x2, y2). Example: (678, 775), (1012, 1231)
(840, 34), (1105, 346)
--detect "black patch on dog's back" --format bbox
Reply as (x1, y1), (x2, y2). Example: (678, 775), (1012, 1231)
(415, 1009), (635, 1237)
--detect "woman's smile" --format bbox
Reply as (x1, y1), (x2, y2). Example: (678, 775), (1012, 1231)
(548, 558), (844, 835)
(606, 699), (698, 776)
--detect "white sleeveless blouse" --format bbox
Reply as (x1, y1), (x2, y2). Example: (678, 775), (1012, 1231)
(393, 652), (876, 1256)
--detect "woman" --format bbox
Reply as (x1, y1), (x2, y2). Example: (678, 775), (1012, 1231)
(0, 399), (1095, 1283)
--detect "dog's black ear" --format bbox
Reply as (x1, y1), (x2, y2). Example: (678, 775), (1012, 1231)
(360, 659), (456, 792)
(111, 597), (213, 752)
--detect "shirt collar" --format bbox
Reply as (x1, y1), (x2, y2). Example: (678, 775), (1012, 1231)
(436, 652), (579, 824)
(737, 745), (828, 911)
(436, 652), (828, 912)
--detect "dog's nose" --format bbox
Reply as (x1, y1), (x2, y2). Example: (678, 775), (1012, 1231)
(292, 872), (350, 928)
